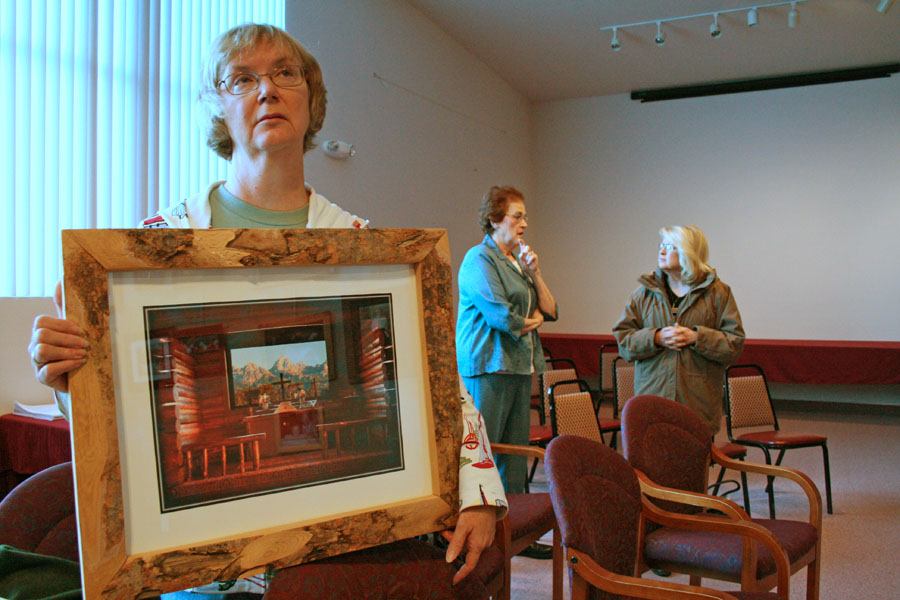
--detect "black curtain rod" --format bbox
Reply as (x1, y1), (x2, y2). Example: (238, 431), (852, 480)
(631, 63), (900, 102)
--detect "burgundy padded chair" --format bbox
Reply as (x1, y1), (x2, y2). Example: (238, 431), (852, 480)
(0, 461), (78, 563)
(491, 443), (563, 600)
(622, 395), (822, 600)
(724, 364), (833, 518)
(265, 537), (505, 600)
(544, 435), (784, 600)
(0, 463), (503, 599)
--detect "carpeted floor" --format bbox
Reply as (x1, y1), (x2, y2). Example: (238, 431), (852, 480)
(511, 407), (900, 600)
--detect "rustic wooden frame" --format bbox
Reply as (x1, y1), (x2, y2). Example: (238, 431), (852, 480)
(62, 228), (460, 599)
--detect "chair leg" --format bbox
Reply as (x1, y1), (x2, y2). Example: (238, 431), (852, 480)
(740, 469), (751, 515)
(710, 464), (727, 496)
(527, 457), (539, 487)
(822, 443), (833, 514)
(609, 430), (618, 451)
(760, 448), (776, 519)
(552, 525), (563, 600)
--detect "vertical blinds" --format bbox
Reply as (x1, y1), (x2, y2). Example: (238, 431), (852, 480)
(1, 0), (284, 296)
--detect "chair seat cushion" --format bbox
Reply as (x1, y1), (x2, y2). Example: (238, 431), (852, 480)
(529, 424), (552, 444)
(264, 538), (490, 600)
(736, 431), (826, 447)
(507, 493), (554, 541)
(597, 418), (620, 432)
(644, 517), (818, 579)
(717, 442), (748, 459)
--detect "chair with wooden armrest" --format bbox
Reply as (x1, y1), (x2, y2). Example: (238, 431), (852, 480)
(622, 394), (822, 600)
(490, 443), (563, 600)
(545, 435), (785, 600)
(0, 462), (78, 563)
(265, 535), (506, 600)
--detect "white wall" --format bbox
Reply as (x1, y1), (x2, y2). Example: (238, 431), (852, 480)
(0, 297), (57, 414)
(286, 0), (533, 280)
(0, 0), (534, 414)
(530, 76), (900, 341)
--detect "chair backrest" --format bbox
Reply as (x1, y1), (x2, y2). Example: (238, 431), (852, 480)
(612, 356), (634, 417)
(598, 343), (619, 394)
(0, 461), (79, 563)
(621, 395), (711, 515)
(725, 364), (779, 433)
(540, 358), (579, 420)
(545, 435), (642, 600)
(549, 379), (603, 442)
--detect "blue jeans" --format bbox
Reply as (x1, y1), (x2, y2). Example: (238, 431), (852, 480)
(462, 373), (532, 494)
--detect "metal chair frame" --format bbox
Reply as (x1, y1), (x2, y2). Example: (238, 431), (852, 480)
(724, 364), (833, 518)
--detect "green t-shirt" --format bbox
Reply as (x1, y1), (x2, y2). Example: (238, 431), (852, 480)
(209, 184), (310, 228)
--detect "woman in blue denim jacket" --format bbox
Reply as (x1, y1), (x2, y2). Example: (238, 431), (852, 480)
(456, 185), (558, 495)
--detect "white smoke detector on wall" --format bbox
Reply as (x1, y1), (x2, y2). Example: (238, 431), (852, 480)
(322, 139), (356, 159)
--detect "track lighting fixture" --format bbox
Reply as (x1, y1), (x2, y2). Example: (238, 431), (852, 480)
(710, 13), (722, 38)
(599, 1), (806, 51)
(877, 0), (895, 14)
(748, 7), (759, 26)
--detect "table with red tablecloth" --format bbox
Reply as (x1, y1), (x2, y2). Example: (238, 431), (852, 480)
(0, 413), (71, 500)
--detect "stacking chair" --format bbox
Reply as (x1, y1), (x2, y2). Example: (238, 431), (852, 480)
(545, 435), (786, 600)
(599, 355), (635, 449)
(596, 342), (619, 404)
(547, 378), (604, 443)
(527, 358), (580, 485)
(622, 394), (822, 600)
(530, 346), (554, 425)
(540, 357), (581, 423)
(491, 443), (564, 600)
(725, 364), (833, 518)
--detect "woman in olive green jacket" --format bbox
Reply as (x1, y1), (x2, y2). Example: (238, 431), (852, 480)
(613, 225), (744, 433)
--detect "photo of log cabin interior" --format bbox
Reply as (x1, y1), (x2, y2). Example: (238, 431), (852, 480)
(144, 294), (402, 512)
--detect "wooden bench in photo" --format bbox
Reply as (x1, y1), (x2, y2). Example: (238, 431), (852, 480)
(182, 432), (265, 481)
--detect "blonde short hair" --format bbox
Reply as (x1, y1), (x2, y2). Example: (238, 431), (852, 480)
(659, 225), (712, 285)
(197, 23), (327, 159)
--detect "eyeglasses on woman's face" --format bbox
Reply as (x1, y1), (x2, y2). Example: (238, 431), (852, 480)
(505, 212), (528, 223)
(659, 243), (676, 252)
(217, 64), (306, 95)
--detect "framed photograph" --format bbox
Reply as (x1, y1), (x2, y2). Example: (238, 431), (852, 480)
(62, 228), (461, 599)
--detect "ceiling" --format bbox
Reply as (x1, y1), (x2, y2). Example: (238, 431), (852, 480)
(406, 0), (900, 102)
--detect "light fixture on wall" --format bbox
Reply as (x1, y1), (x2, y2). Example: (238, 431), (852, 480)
(322, 139), (355, 159)
(747, 7), (759, 27)
(710, 13), (722, 38)
(599, 0), (805, 51)
(877, 0), (895, 14)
